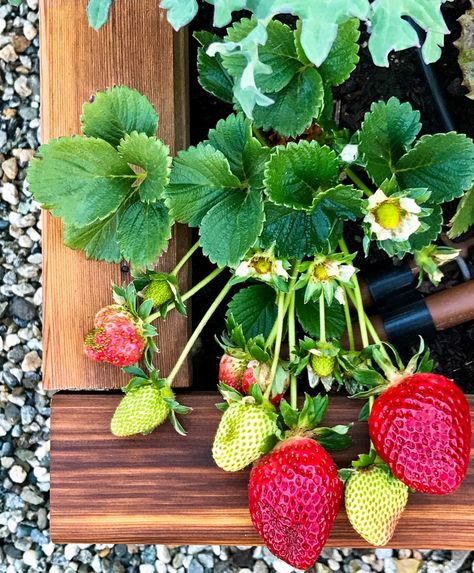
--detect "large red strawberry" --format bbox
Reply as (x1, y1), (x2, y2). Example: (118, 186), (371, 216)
(84, 305), (145, 367)
(218, 353), (247, 392)
(369, 373), (471, 495)
(249, 437), (343, 570)
(242, 360), (289, 405)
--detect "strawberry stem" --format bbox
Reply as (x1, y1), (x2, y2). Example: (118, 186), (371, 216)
(288, 290), (297, 410)
(171, 240), (200, 276)
(265, 265), (300, 349)
(342, 288), (355, 351)
(252, 126), (269, 147)
(166, 279), (233, 387)
(339, 239), (369, 348)
(319, 293), (326, 343)
(345, 167), (373, 197)
(265, 291), (286, 400)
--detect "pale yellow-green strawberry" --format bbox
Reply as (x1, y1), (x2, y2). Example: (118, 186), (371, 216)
(111, 384), (174, 437)
(145, 278), (174, 309)
(344, 465), (408, 546)
(212, 398), (277, 472)
(310, 354), (336, 378)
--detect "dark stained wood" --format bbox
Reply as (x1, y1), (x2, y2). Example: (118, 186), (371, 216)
(51, 392), (474, 546)
(40, 0), (191, 390)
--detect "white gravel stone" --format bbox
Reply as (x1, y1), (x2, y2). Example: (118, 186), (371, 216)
(9, 465), (27, 484)
(274, 560), (297, 573)
(21, 350), (42, 372)
(157, 545), (171, 563)
(23, 549), (38, 568)
(1, 183), (19, 205)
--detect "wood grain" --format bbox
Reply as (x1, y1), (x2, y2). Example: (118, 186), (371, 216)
(51, 392), (474, 546)
(40, 0), (191, 389)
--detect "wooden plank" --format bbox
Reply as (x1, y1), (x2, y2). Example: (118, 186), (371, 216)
(39, 0), (191, 390)
(50, 392), (474, 546)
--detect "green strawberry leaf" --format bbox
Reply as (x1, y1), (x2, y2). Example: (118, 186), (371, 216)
(260, 202), (342, 259)
(264, 141), (339, 210)
(369, 0), (451, 66)
(165, 143), (242, 227)
(117, 202), (172, 269)
(63, 211), (122, 263)
(86, 0), (113, 30)
(252, 67), (325, 138)
(195, 31), (234, 104)
(226, 284), (278, 339)
(27, 137), (134, 228)
(295, 291), (346, 340)
(359, 97), (421, 185)
(222, 19), (301, 95)
(199, 186), (265, 267)
(318, 19), (361, 86)
(206, 113), (270, 187)
(81, 86), (158, 147)
(279, 399), (299, 430)
(117, 132), (171, 203)
(160, 0), (198, 30)
(395, 133), (474, 204)
(358, 401), (370, 422)
(448, 185), (474, 239)
(315, 426), (352, 451)
(408, 205), (443, 251)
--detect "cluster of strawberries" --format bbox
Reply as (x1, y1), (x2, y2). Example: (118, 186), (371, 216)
(82, 296), (471, 571)
(213, 351), (471, 570)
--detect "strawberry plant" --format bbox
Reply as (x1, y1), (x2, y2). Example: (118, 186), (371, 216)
(27, 2), (474, 567)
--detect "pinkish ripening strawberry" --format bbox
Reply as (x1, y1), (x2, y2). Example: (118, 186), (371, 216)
(242, 360), (289, 405)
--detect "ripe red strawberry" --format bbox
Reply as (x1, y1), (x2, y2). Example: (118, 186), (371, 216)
(84, 305), (145, 367)
(248, 437), (343, 570)
(242, 361), (289, 405)
(218, 353), (247, 392)
(369, 373), (471, 495)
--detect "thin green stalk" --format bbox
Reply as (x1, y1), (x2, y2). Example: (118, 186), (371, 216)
(264, 291), (286, 400)
(265, 266), (300, 349)
(342, 288), (355, 351)
(319, 294), (326, 343)
(345, 167), (373, 197)
(288, 291), (298, 410)
(171, 241), (200, 276)
(166, 280), (233, 386)
(147, 267), (224, 323)
(339, 239), (369, 348)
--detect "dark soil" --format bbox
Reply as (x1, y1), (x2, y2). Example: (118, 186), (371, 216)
(187, 2), (474, 393)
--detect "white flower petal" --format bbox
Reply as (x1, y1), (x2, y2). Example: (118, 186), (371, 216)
(335, 286), (345, 305)
(396, 213), (421, 240)
(400, 197), (421, 214)
(371, 220), (394, 241)
(326, 261), (340, 278)
(235, 261), (251, 277)
(273, 260), (289, 280)
(338, 264), (356, 282)
(368, 188), (388, 209)
(340, 144), (358, 163)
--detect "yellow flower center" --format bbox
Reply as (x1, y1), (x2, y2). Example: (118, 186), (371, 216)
(252, 256), (273, 275)
(374, 201), (401, 230)
(312, 263), (330, 282)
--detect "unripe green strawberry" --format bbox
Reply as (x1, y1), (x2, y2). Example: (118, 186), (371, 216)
(344, 466), (408, 546)
(145, 279), (174, 309)
(310, 354), (336, 377)
(212, 399), (277, 472)
(111, 384), (173, 437)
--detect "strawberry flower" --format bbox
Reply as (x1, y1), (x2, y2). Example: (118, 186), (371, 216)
(234, 249), (290, 291)
(297, 253), (356, 305)
(364, 188), (421, 242)
(414, 244), (460, 286)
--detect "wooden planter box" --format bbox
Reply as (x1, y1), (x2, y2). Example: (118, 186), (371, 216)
(43, 0), (474, 547)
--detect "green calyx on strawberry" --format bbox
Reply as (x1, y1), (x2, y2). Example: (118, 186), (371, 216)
(293, 337), (342, 392)
(248, 395), (351, 570)
(351, 339), (472, 495)
(84, 283), (159, 369)
(133, 271), (186, 318)
(111, 366), (191, 437)
(341, 452), (409, 546)
(212, 382), (279, 472)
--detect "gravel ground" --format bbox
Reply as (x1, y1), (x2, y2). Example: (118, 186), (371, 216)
(0, 2), (473, 573)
